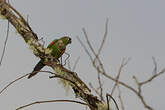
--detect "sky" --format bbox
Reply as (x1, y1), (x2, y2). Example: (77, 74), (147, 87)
(0, 0), (165, 110)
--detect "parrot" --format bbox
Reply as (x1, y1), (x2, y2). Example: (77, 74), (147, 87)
(27, 36), (72, 79)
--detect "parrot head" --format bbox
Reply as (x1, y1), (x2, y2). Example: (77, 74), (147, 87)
(60, 36), (72, 45)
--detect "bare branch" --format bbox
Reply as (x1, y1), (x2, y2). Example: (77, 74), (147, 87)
(76, 36), (93, 61)
(106, 93), (120, 110)
(138, 57), (165, 86)
(97, 18), (109, 56)
(111, 58), (130, 96)
(117, 85), (125, 110)
(72, 56), (80, 71)
(16, 99), (90, 110)
(80, 21), (157, 110)
(139, 68), (165, 86)
(0, 20), (9, 66)
(152, 57), (157, 75)
(89, 82), (103, 101)
(82, 28), (106, 73)
(97, 72), (104, 101)
(80, 20), (156, 110)
(102, 68), (156, 110)
(89, 83), (100, 96)
(3, 1), (34, 33)
(0, 73), (30, 95)
(130, 58), (165, 110)
(82, 28), (97, 56)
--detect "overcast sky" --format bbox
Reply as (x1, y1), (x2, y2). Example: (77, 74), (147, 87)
(0, 0), (165, 110)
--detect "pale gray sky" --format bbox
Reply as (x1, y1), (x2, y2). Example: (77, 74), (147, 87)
(0, 0), (165, 110)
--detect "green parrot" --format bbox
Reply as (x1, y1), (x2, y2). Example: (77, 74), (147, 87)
(28, 36), (72, 79)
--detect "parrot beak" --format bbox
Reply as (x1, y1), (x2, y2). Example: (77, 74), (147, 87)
(68, 37), (72, 44)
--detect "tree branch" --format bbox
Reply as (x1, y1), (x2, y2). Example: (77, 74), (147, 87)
(0, 1), (106, 109)
(111, 58), (130, 96)
(0, 20), (9, 66)
(16, 99), (91, 110)
(0, 73), (30, 95)
(79, 18), (164, 110)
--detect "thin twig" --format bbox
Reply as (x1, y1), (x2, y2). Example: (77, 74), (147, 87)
(3, 1), (33, 31)
(97, 71), (104, 101)
(16, 99), (90, 110)
(79, 28), (106, 101)
(111, 58), (130, 96)
(82, 28), (97, 57)
(0, 73), (30, 95)
(1, 1), (38, 40)
(0, 70), (55, 96)
(80, 20), (110, 102)
(80, 33), (154, 110)
(106, 93), (120, 110)
(79, 21), (138, 97)
(0, 69), (89, 109)
(82, 28), (105, 73)
(95, 19), (109, 101)
(80, 24), (160, 110)
(152, 57), (157, 75)
(94, 18), (109, 65)
(83, 28), (160, 110)
(76, 36), (93, 61)
(97, 18), (109, 56)
(134, 75), (154, 110)
(117, 85), (125, 110)
(72, 56), (80, 71)
(139, 68), (165, 86)
(106, 94), (110, 110)
(89, 83), (102, 100)
(0, 20), (9, 66)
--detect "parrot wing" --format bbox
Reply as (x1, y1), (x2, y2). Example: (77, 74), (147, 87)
(47, 39), (58, 48)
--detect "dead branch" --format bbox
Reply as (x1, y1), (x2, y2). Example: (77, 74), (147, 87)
(0, 20), (9, 66)
(106, 93), (120, 110)
(97, 18), (109, 57)
(97, 71), (104, 101)
(152, 57), (157, 75)
(111, 58), (130, 96)
(89, 83), (101, 98)
(117, 85), (125, 110)
(139, 67), (165, 86)
(0, 73), (30, 95)
(72, 56), (80, 71)
(76, 36), (93, 61)
(78, 19), (165, 110)
(16, 99), (90, 110)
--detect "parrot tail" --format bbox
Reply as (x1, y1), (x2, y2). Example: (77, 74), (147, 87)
(28, 60), (45, 79)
